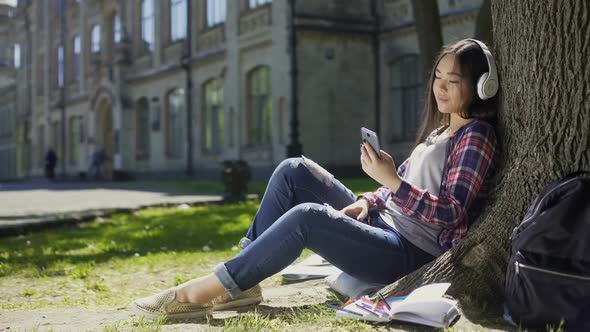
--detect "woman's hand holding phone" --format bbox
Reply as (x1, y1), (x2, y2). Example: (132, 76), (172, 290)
(360, 142), (402, 192)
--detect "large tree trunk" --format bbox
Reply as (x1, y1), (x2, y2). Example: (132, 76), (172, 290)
(411, 0), (443, 81)
(380, 0), (590, 313)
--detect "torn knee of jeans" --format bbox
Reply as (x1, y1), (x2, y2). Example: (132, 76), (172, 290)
(324, 204), (343, 219)
(299, 203), (321, 213)
(292, 156), (334, 187)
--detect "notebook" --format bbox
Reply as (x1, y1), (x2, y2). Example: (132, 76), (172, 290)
(334, 283), (460, 328)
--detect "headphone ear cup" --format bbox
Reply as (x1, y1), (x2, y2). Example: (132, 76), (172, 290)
(477, 72), (490, 99)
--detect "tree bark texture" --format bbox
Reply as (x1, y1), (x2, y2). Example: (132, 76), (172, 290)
(380, 0), (590, 312)
(411, 0), (443, 82)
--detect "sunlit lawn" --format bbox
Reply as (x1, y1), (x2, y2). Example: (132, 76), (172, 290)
(0, 178), (382, 331)
(125, 176), (380, 198)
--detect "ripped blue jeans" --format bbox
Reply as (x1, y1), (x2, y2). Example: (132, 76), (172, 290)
(214, 157), (435, 298)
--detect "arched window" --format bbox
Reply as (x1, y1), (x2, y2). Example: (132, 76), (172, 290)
(389, 55), (423, 142)
(91, 24), (101, 53)
(166, 89), (185, 158)
(202, 79), (224, 153)
(136, 98), (150, 160)
(141, 0), (155, 52)
(246, 66), (272, 145)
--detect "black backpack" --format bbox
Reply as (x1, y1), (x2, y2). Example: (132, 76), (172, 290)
(504, 173), (590, 330)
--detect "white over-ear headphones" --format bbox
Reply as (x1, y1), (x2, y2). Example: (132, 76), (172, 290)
(466, 38), (498, 100)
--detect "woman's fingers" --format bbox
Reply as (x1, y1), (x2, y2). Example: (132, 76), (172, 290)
(380, 150), (392, 161)
(361, 143), (373, 163)
(363, 143), (378, 162)
(356, 208), (368, 221)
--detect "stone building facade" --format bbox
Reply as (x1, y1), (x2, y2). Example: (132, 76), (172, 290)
(2, 0), (484, 181)
(0, 2), (22, 180)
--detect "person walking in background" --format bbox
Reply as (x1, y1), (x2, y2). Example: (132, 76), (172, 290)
(88, 148), (106, 180)
(44, 148), (57, 180)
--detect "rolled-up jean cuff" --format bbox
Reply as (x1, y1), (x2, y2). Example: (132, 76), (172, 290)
(214, 263), (242, 299)
(239, 237), (252, 249)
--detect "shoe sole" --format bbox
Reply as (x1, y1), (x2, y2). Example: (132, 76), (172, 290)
(129, 302), (211, 320)
(212, 295), (263, 311)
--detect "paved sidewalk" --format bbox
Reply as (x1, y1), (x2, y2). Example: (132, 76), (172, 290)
(0, 181), (224, 236)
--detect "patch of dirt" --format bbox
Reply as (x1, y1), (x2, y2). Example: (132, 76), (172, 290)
(0, 277), (332, 332)
(1, 276), (515, 332)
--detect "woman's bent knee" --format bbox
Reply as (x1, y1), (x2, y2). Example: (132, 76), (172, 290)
(275, 157), (334, 187)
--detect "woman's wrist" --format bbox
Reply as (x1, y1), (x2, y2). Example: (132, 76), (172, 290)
(384, 175), (402, 193)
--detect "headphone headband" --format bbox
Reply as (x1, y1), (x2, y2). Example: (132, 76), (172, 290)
(465, 38), (498, 100)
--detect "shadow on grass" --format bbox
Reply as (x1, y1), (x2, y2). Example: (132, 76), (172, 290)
(0, 202), (259, 277)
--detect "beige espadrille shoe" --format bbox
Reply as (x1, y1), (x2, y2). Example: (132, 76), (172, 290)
(211, 284), (263, 311)
(130, 288), (212, 319)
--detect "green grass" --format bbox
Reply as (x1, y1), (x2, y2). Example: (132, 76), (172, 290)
(222, 293), (375, 332)
(0, 201), (262, 310)
(0, 177), (384, 330)
(114, 177), (379, 198)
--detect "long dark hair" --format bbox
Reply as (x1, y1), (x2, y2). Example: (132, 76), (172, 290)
(415, 39), (498, 145)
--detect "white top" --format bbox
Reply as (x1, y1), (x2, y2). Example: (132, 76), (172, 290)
(380, 130), (450, 257)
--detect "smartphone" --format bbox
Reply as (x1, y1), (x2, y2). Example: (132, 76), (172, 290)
(361, 127), (381, 158)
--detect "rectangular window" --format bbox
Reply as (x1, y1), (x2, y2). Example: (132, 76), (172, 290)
(91, 25), (101, 53)
(248, 66), (272, 145)
(248, 0), (272, 9)
(142, 0), (155, 52)
(170, 0), (187, 41)
(206, 0), (226, 27)
(167, 89), (185, 158)
(203, 79), (224, 153)
(58, 46), (64, 88)
(73, 35), (81, 81)
(14, 44), (21, 68)
(389, 55), (423, 142)
(136, 98), (150, 160)
(114, 15), (121, 43)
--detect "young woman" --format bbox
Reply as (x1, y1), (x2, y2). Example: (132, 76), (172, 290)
(131, 38), (499, 319)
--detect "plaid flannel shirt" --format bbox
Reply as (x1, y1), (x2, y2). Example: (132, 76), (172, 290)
(360, 119), (498, 251)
